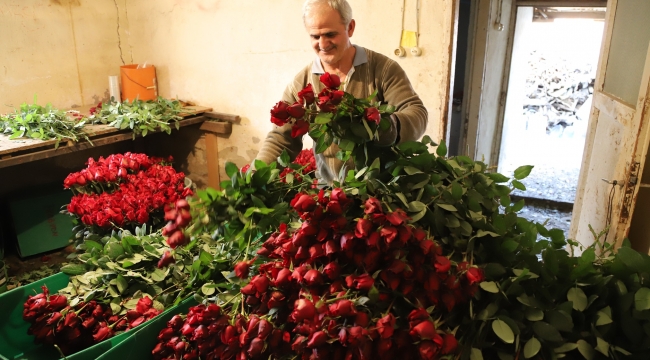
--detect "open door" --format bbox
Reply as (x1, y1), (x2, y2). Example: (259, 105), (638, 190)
(571, 0), (650, 252)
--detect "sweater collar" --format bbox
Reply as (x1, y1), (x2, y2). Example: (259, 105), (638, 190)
(311, 45), (367, 74)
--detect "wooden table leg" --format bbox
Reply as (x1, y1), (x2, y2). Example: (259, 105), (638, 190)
(204, 132), (221, 190)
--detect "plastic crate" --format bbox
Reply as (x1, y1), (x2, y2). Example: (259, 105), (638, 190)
(0, 272), (154, 360)
(96, 297), (198, 360)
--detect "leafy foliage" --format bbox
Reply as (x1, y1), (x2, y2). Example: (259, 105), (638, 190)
(89, 97), (182, 138)
(0, 99), (89, 147)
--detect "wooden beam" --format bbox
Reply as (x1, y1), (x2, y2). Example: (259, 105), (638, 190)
(204, 133), (221, 190)
(200, 121), (232, 135)
(203, 112), (241, 123)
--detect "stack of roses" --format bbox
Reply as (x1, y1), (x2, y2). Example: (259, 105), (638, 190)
(65, 153), (192, 231)
(23, 285), (161, 356)
(154, 188), (483, 359)
(269, 73), (394, 159)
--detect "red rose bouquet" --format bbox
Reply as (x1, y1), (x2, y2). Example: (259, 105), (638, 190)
(269, 73), (395, 163)
(64, 152), (192, 234)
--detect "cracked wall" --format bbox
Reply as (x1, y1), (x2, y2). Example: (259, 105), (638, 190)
(0, 0), (128, 109)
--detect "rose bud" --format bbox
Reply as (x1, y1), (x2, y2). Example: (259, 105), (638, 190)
(290, 193), (316, 212)
(157, 327), (175, 341)
(366, 232), (380, 248)
(345, 274), (375, 291)
(136, 297), (153, 314)
(291, 265), (308, 284)
(82, 317), (97, 329)
(267, 290), (286, 309)
(355, 219), (373, 238)
(166, 230), (188, 249)
(181, 323), (195, 337)
(175, 340), (187, 355)
(48, 295), (68, 311)
(418, 340), (439, 360)
(46, 312), (63, 326)
(320, 73), (341, 89)
(307, 331), (328, 348)
(325, 240), (340, 256)
(234, 260), (253, 279)
(420, 240), (436, 255)
(386, 209), (409, 226)
(377, 314), (396, 339)
(303, 269), (324, 286)
(164, 209), (178, 222)
(257, 319), (273, 340)
(251, 275), (270, 294)
(155, 250), (176, 269)
(130, 316), (146, 328)
(287, 102), (306, 118)
(291, 299), (316, 322)
(176, 208), (192, 228)
(162, 222), (177, 236)
(442, 334), (458, 354)
(248, 337), (265, 357)
(380, 226), (398, 244)
(240, 283), (257, 296)
(466, 267), (484, 285)
(410, 320), (437, 340)
(193, 325), (208, 340)
(347, 326), (367, 346)
(184, 349), (199, 360)
(298, 84), (315, 105)
(434, 255), (451, 273)
(63, 312), (79, 328)
(329, 299), (356, 317)
(364, 197), (383, 214)
(152, 342), (165, 357)
(93, 325), (113, 342)
(270, 101), (290, 121)
(442, 292), (456, 312)
(323, 262), (340, 280)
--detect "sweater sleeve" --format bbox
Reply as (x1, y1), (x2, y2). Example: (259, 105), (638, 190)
(378, 60), (428, 144)
(255, 69), (310, 166)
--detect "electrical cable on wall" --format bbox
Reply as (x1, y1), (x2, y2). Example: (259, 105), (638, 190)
(394, 0), (422, 57)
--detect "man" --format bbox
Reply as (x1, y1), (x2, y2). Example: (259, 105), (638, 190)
(256, 0), (428, 184)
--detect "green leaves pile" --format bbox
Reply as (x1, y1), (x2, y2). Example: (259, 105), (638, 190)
(90, 97), (182, 138)
(0, 101), (89, 148)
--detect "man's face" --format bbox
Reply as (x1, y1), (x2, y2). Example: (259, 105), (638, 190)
(304, 5), (355, 67)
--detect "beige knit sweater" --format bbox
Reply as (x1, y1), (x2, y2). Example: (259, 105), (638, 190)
(256, 46), (428, 184)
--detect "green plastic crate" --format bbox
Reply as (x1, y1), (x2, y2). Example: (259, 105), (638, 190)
(0, 273), (148, 360)
(96, 297), (198, 360)
(8, 189), (73, 258)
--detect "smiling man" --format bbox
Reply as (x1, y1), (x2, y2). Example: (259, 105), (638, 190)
(256, 0), (428, 184)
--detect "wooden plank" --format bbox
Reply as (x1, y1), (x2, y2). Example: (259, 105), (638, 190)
(0, 106), (210, 157)
(203, 112), (241, 123)
(518, 0), (606, 6)
(200, 121), (232, 135)
(204, 132), (221, 190)
(0, 115), (208, 169)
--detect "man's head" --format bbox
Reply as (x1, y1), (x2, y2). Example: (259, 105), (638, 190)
(303, 0), (356, 68)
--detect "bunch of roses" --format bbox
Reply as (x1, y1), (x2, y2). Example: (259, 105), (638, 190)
(269, 73), (383, 140)
(160, 198), (192, 251)
(63, 152), (170, 191)
(66, 160), (192, 229)
(155, 189), (484, 360)
(279, 149), (317, 183)
(23, 286), (161, 355)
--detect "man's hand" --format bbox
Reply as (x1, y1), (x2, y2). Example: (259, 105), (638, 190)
(376, 114), (400, 147)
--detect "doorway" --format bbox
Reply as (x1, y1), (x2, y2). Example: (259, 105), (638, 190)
(497, 6), (606, 235)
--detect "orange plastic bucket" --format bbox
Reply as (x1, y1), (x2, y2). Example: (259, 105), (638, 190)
(120, 64), (158, 102)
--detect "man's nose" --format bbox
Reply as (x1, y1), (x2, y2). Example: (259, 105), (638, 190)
(318, 37), (328, 50)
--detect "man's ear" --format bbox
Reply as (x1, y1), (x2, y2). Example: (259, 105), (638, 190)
(347, 19), (356, 37)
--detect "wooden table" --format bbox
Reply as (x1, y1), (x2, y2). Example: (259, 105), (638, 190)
(0, 106), (238, 189)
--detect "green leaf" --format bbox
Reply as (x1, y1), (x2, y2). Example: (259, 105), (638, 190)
(61, 264), (86, 275)
(533, 321), (563, 342)
(511, 179), (527, 191)
(514, 165), (534, 180)
(554, 343), (578, 353)
(576, 339), (596, 360)
(437, 203), (457, 212)
(524, 337), (541, 359)
(116, 274), (128, 294)
(470, 348), (484, 360)
(596, 337), (609, 356)
(488, 173), (510, 183)
(480, 281), (499, 293)
(525, 308), (544, 321)
(202, 283), (217, 295)
(634, 287), (650, 311)
(278, 150), (291, 167)
(85, 240), (103, 252)
(492, 319), (515, 344)
(150, 268), (168, 282)
(568, 287), (588, 311)
(436, 140), (447, 157)
(225, 162), (239, 178)
(338, 138), (355, 151)
(596, 308), (613, 326)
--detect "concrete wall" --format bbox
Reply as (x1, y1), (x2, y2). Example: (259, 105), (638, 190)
(1, 0), (455, 182)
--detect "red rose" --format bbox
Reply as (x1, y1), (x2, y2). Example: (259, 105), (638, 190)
(298, 84), (315, 105)
(386, 209), (409, 226)
(466, 267), (484, 285)
(345, 274), (374, 291)
(287, 102), (306, 118)
(418, 340), (440, 360)
(377, 313), (396, 339)
(329, 299), (357, 317)
(270, 101), (290, 120)
(364, 107), (381, 124)
(291, 299), (316, 322)
(291, 120), (309, 138)
(355, 219), (372, 238)
(248, 337), (265, 357)
(157, 250), (175, 268)
(93, 325), (113, 342)
(442, 333), (458, 354)
(303, 269), (324, 286)
(434, 255), (451, 273)
(136, 297), (153, 314)
(323, 262), (341, 280)
(320, 73), (341, 89)
(410, 320), (436, 340)
(290, 193), (316, 212)
(234, 260), (253, 279)
(307, 331), (328, 348)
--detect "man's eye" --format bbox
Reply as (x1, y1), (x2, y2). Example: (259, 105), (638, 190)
(311, 35), (320, 40)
